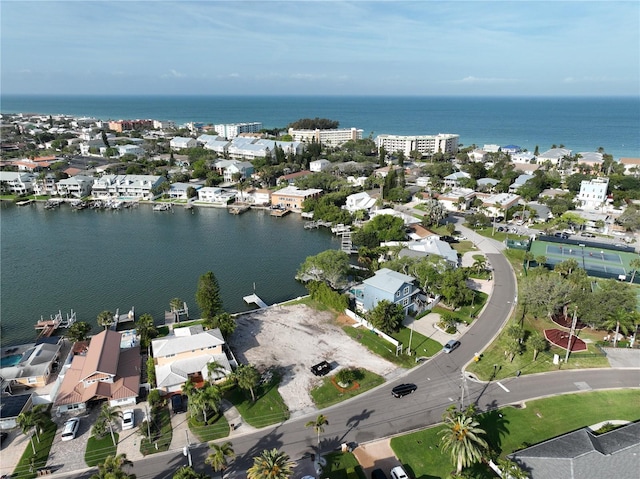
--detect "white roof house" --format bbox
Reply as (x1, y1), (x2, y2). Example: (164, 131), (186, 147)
(0, 171), (35, 195)
(402, 236), (459, 266)
(344, 191), (377, 213)
(443, 171), (471, 189)
(197, 187), (237, 205)
(170, 137), (197, 150)
(57, 175), (95, 198)
(310, 159), (332, 172)
(537, 148), (572, 165)
(512, 151), (536, 164)
(509, 174), (535, 193)
(91, 174), (166, 200)
(576, 177), (609, 210)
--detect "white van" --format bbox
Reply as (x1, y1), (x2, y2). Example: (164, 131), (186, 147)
(390, 466), (409, 479)
(61, 417), (80, 441)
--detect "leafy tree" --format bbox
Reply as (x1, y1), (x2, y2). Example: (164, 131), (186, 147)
(422, 199), (447, 226)
(445, 222), (456, 235)
(439, 413), (488, 475)
(366, 300), (404, 335)
(305, 414), (329, 447)
(195, 271), (224, 319)
(247, 449), (295, 479)
(506, 323), (525, 343)
(67, 321), (92, 342)
(91, 454), (135, 479)
(206, 441), (236, 474)
(288, 118), (339, 130)
(296, 249), (351, 290)
(97, 310), (114, 330)
(353, 214), (406, 248)
(439, 268), (474, 309)
(233, 363), (260, 402)
(528, 333), (548, 361)
(147, 356), (156, 387)
(580, 279), (637, 329)
(172, 467), (208, 479)
(136, 313), (158, 350)
(203, 312), (237, 337)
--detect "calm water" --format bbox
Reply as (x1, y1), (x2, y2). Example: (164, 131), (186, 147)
(0, 203), (339, 346)
(1, 95), (638, 159)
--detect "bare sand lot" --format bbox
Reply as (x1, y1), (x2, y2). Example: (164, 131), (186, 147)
(228, 304), (399, 416)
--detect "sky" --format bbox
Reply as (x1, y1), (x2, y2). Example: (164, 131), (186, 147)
(1, 0), (639, 96)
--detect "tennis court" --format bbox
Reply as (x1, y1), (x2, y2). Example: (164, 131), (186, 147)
(529, 239), (638, 280)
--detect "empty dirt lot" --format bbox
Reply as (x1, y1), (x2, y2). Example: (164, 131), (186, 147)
(227, 304), (398, 416)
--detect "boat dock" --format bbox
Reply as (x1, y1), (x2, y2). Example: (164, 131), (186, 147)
(270, 208), (290, 217)
(229, 205), (250, 215)
(16, 199), (35, 206)
(243, 294), (268, 308)
(34, 310), (77, 338)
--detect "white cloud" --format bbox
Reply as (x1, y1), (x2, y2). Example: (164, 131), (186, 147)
(456, 76), (518, 84)
(161, 69), (186, 79)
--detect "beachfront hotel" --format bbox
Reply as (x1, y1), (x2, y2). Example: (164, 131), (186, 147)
(288, 127), (363, 146)
(375, 133), (459, 156)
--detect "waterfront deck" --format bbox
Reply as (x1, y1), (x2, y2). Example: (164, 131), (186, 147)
(243, 294), (268, 308)
(229, 205), (250, 215)
(270, 208), (290, 217)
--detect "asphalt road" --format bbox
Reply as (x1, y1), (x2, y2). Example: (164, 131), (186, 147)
(53, 218), (639, 479)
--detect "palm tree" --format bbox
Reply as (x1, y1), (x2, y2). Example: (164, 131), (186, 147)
(205, 441), (236, 474)
(233, 364), (260, 402)
(246, 449), (295, 479)
(601, 308), (638, 348)
(206, 360), (228, 383)
(505, 340), (522, 362)
(190, 383), (222, 423)
(497, 458), (529, 479)
(523, 251), (534, 270)
(170, 297), (184, 312)
(472, 256), (487, 275)
(439, 414), (488, 475)
(98, 403), (122, 446)
(17, 405), (49, 452)
(91, 454), (135, 479)
(97, 310), (114, 330)
(629, 258), (640, 284)
(136, 313), (158, 350)
(182, 378), (197, 398)
(528, 333), (548, 361)
(305, 414), (329, 448)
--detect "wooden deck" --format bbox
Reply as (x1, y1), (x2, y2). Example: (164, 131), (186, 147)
(270, 208), (290, 217)
(243, 294), (268, 308)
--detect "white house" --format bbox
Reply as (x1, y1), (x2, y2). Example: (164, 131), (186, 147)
(576, 177), (609, 210)
(168, 182), (201, 200)
(170, 137), (197, 150)
(117, 144), (145, 158)
(197, 187), (236, 205)
(468, 149), (488, 162)
(512, 151), (536, 163)
(509, 174), (535, 193)
(310, 159), (332, 172)
(443, 171), (471, 189)
(91, 174), (166, 200)
(479, 192), (521, 216)
(344, 191), (376, 213)
(0, 171), (35, 195)
(537, 148), (572, 166)
(401, 236), (459, 266)
(482, 144), (501, 153)
(435, 188), (475, 211)
(57, 175), (95, 198)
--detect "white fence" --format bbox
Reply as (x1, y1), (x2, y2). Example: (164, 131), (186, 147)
(344, 309), (401, 350)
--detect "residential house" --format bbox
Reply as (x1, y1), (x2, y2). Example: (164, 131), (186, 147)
(244, 188), (271, 206)
(168, 182), (201, 200)
(501, 145), (521, 155)
(57, 175), (95, 198)
(620, 158), (640, 175)
(224, 161), (254, 183)
(537, 148), (572, 166)
(202, 137), (231, 155)
(310, 159), (332, 172)
(482, 144), (501, 153)
(151, 326), (235, 394)
(170, 137), (198, 150)
(91, 174), (166, 200)
(478, 192), (521, 216)
(476, 178), (499, 192)
(443, 171), (471, 189)
(117, 144), (145, 158)
(512, 162), (541, 174)
(509, 174), (535, 193)
(197, 187), (236, 205)
(399, 236), (458, 266)
(270, 186), (322, 211)
(435, 188), (475, 211)
(54, 330), (140, 413)
(467, 149), (488, 162)
(0, 394), (34, 430)
(0, 337), (63, 390)
(351, 268), (420, 314)
(369, 208), (421, 226)
(343, 191), (376, 213)
(576, 177), (609, 210)
(576, 152), (603, 171)
(33, 173), (58, 196)
(509, 421), (640, 479)
(277, 170), (313, 185)
(0, 171), (35, 195)
(512, 151), (536, 164)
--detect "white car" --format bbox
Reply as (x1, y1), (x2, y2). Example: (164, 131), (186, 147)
(122, 409), (135, 430)
(61, 417), (80, 441)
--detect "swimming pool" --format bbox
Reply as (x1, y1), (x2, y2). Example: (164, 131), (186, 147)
(0, 353), (23, 368)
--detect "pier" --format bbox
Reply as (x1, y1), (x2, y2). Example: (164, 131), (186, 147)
(270, 208), (290, 217)
(243, 294), (268, 309)
(34, 310), (77, 338)
(229, 205), (250, 215)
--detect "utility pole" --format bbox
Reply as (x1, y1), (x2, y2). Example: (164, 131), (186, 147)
(565, 308), (578, 364)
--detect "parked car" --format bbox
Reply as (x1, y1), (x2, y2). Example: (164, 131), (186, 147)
(371, 469), (388, 479)
(310, 361), (332, 376)
(440, 236), (459, 244)
(391, 383), (417, 398)
(580, 232), (596, 238)
(390, 466), (410, 479)
(171, 394), (186, 414)
(0, 432), (8, 445)
(61, 417), (80, 441)
(122, 409), (134, 430)
(443, 340), (461, 353)
(554, 232), (569, 239)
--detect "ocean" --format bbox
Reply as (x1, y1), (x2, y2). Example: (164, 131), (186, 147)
(1, 95), (638, 159)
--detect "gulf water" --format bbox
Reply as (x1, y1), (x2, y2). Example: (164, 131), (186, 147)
(0, 203), (339, 346)
(2, 95), (638, 159)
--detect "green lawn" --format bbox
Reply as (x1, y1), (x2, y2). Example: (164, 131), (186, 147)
(12, 419), (57, 479)
(342, 326), (415, 368)
(140, 407), (173, 455)
(391, 390), (640, 479)
(392, 326), (442, 356)
(310, 368), (385, 409)
(225, 372), (290, 428)
(188, 414), (230, 442)
(321, 451), (366, 479)
(85, 434), (119, 466)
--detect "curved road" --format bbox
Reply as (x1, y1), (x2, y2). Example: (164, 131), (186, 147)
(56, 219), (639, 479)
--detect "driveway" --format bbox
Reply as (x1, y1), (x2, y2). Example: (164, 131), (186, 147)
(603, 347), (640, 368)
(47, 406), (101, 473)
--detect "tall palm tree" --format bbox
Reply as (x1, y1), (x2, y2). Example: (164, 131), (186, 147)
(629, 258), (640, 284)
(17, 405), (49, 452)
(233, 364), (260, 402)
(601, 308), (638, 348)
(472, 257), (487, 275)
(98, 403), (122, 446)
(305, 414), (329, 448)
(205, 441), (236, 474)
(97, 310), (114, 330)
(207, 360), (228, 383)
(246, 449), (295, 479)
(439, 413), (488, 475)
(190, 383), (222, 423)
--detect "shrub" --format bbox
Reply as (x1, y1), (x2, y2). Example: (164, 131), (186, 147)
(307, 281), (350, 311)
(335, 367), (363, 386)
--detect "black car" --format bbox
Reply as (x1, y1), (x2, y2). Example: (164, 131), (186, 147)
(170, 394), (186, 414)
(371, 469), (388, 479)
(440, 236), (459, 244)
(310, 361), (332, 376)
(391, 383), (417, 398)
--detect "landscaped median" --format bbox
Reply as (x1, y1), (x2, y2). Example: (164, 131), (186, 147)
(389, 389), (640, 479)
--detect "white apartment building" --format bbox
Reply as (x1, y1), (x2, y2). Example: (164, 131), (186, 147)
(91, 174), (166, 200)
(57, 175), (95, 198)
(0, 171), (35, 195)
(576, 177), (609, 210)
(214, 122), (263, 139)
(375, 133), (459, 157)
(288, 127), (363, 146)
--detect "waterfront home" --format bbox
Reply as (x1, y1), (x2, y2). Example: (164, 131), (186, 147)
(576, 177), (609, 210)
(343, 191), (376, 213)
(0, 337), (63, 390)
(0, 394), (34, 430)
(56, 175), (95, 198)
(54, 330), (140, 413)
(619, 157), (640, 175)
(270, 186), (322, 211)
(223, 161), (254, 183)
(467, 149), (488, 162)
(168, 182), (201, 200)
(483, 144), (501, 153)
(244, 188), (271, 206)
(91, 174), (167, 200)
(509, 173), (535, 193)
(197, 186), (236, 205)
(511, 151), (536, 164)
(170, 136), (198, 150)
(0, 171), (35, 195)
(537, 147), (572, 166)
(151, 325), (235, 394)
(477, 192), (521, 216)
(369, 208), (421, 226)
(310, 159), (332, 172)
(476, 178), (499, 192)
(351, 268), (420, 314)
(501, 144), (521, 155)
(575, 152), (604, 171)
(277, 170), (313, 185)
(33, 173), (58, 196)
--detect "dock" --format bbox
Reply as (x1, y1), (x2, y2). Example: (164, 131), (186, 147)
(16, 199), (35, 206)
(270, 208), (290, 217)
(243, 294), (268, 309)
(34, 310), (77, 338)
(229, 205), (250, 215)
